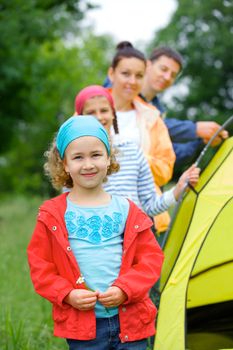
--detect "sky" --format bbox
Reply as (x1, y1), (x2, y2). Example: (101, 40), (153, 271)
(85, 0), (177, 45)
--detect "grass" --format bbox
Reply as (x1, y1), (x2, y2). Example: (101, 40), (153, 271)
(0, 195), (154, 350)
(0, 196), (66, 350)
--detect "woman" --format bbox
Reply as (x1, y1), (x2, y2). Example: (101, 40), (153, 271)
(107, 43), (176, 232)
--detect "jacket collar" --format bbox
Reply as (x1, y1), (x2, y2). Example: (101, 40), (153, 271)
(38, 193), (69, 242)
(39, 192), (68, 219)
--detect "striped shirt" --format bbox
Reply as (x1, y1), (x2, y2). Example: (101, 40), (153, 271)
(103, 137), (176, 217)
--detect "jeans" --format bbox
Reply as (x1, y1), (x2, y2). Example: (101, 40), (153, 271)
(66, 314), (147, 350)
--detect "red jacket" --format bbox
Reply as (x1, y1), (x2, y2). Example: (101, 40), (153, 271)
(27, 193), (164, 342)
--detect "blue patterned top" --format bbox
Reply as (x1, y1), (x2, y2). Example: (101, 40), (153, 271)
(65, 195), (129, 318)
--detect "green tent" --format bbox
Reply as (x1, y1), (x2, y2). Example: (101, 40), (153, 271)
(154, 136), (233, 350)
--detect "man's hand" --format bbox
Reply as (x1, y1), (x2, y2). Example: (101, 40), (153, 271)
(196, 121), (228, 146)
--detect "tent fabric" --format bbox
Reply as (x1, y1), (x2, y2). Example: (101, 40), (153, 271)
(188, 197), (233, 307)
(154, 137), (233, 350)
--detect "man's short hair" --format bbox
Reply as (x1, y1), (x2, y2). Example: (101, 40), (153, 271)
(149, 47), (183, 70)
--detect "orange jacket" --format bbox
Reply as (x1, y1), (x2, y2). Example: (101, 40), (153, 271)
(108, 89), (175, 232)
(107, 89), (175, 186)
(27, 193), (164, 341)
(133, 97), (176, 232)
(133, 96), (176, 187)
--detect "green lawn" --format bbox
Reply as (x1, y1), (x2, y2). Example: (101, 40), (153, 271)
(0, 196), (66, 350)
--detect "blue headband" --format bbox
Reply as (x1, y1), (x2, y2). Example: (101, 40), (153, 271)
(56, 115), (111, 159)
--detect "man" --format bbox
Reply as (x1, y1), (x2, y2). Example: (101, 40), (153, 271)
(140, 47), (228, 175)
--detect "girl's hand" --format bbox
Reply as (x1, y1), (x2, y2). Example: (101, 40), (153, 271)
(64, 289), (99, 310)
(173, 164), (200, 200)
(98, 286), (127, 308)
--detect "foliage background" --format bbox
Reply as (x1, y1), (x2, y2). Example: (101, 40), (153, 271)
(148, 0), (233, 123)
(0, 0), (115, 196)
(0, 0), (232, 196)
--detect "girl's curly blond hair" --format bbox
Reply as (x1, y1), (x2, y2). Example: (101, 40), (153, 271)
(44, 136), (120, 191)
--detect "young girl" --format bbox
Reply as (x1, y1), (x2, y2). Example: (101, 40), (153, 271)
(27, 115), (164, 350)
(74, 85), (200, 226)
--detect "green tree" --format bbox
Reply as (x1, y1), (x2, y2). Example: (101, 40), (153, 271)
(0, 32), (114, 195)
(0, 0), (92, 153)
(148, 0), (233, 125)
(0, 1), (115, 195)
